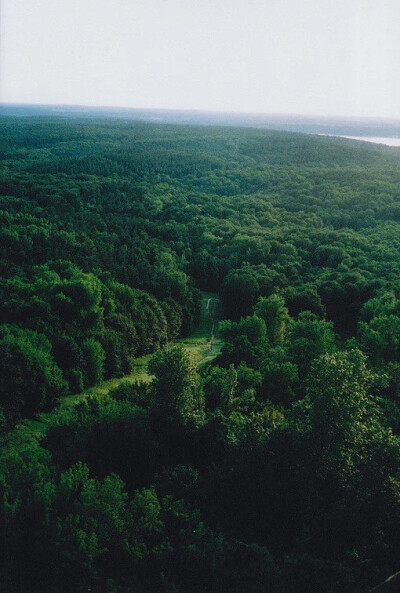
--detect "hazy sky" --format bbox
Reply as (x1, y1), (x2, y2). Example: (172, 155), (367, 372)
(1, 0), (400, 118)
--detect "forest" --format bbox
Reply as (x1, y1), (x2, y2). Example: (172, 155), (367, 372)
(1, 116), (400, 592)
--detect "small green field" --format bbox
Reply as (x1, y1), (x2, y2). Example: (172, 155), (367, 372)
(127, 291), (222, 380)
(9, 292), (222, 445)
(177, 291), (223, 365)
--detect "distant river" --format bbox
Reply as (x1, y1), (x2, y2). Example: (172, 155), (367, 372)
(318, 134), (400, 147)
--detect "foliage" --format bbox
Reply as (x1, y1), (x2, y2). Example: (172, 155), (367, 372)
(2, 117), (400, 591)
(148, 345), (203, 426)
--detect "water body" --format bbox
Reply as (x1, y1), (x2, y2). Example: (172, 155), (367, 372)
(319, 134), (400, 147)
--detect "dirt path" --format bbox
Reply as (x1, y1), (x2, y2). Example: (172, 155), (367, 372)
(10, 291), (222, 444)
(206, 296), (217, 352)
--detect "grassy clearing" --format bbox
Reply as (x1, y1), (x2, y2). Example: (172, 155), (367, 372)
(9, 292), (222, 445)
(178, 291), (223, 365)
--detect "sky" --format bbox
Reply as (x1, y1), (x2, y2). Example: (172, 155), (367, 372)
(1, 0), (400, 119)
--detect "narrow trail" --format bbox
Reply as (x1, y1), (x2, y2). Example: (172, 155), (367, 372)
(206, 297), (217, 352)
(179, 291), (222, 365)
(10, 292), (222, 445)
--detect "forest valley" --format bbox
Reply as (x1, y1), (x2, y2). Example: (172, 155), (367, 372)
(1, 117), (400, 592)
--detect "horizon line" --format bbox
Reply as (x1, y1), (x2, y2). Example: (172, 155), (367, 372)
(2, 101), (400, 124)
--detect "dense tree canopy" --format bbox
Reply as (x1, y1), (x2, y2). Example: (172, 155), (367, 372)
(1, 117), (400, 592)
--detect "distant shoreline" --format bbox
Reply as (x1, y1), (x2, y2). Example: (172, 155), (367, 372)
(2, 103), (400, 140)
(314, 133), (400, 147)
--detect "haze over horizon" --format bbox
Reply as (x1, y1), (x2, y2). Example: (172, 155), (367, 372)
(2, 0), (400, 120)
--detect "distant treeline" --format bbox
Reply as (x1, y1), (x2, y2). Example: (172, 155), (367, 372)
(2, 103), (400, 137)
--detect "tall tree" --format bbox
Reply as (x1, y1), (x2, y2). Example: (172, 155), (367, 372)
(255, 294), (290, 345)
(148, 345), (203, 425)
